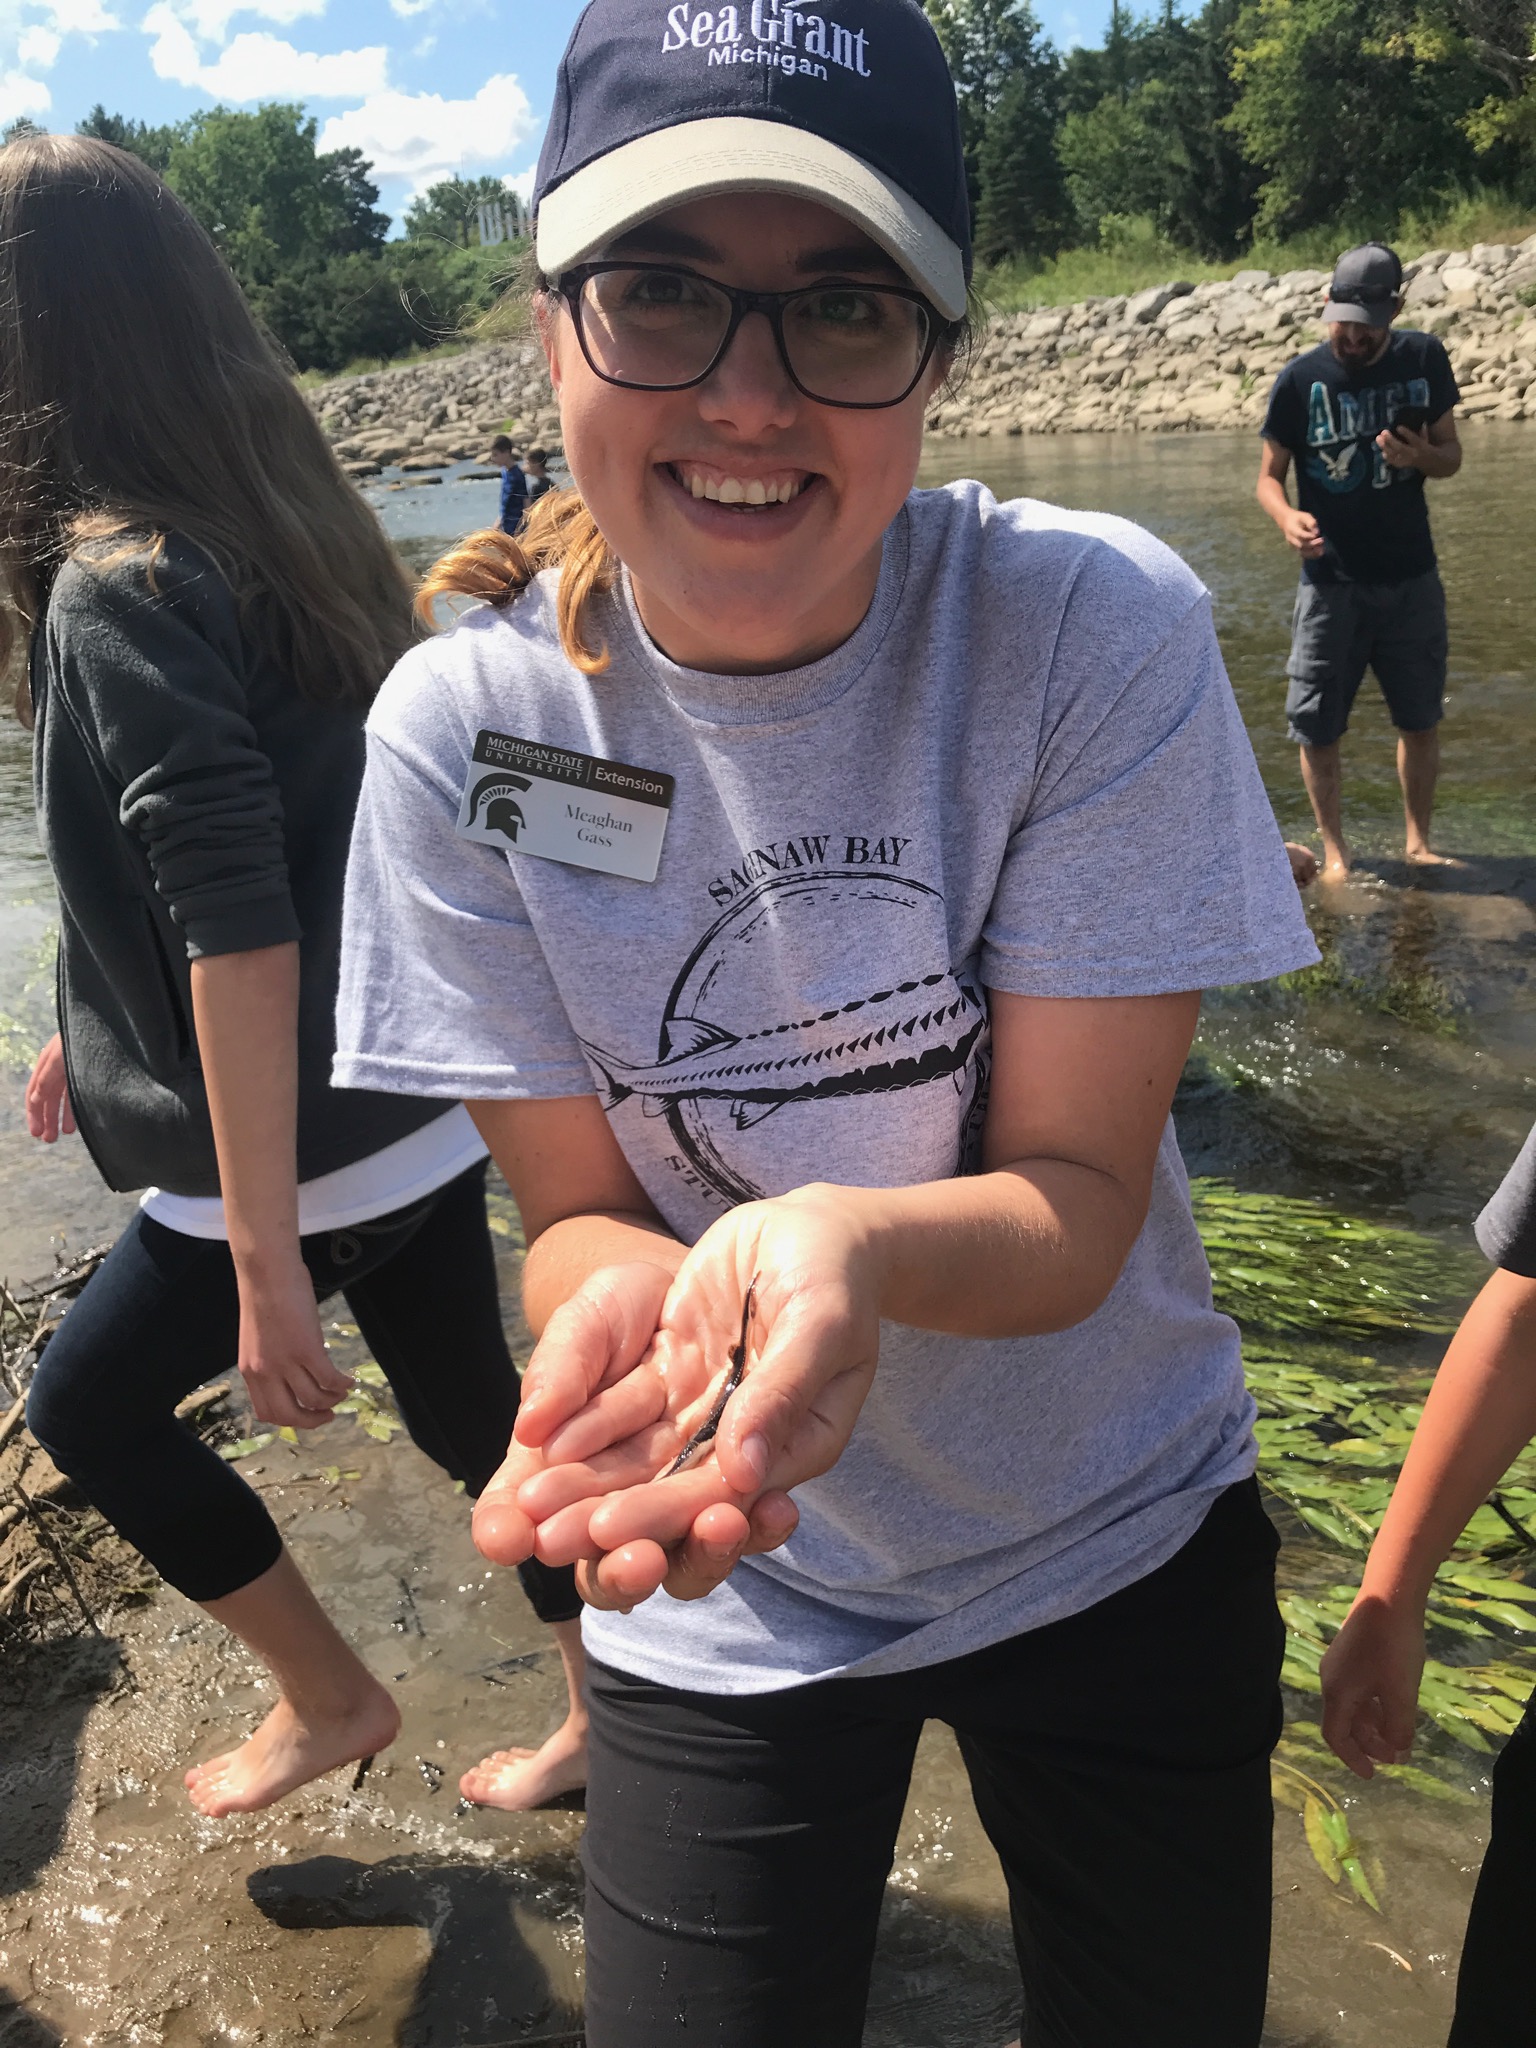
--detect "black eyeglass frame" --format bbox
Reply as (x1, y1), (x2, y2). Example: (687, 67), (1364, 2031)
(553, 261), (951, 411)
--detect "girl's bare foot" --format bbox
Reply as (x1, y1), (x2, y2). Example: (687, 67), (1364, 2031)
(1404, 844), (1463, 868)
(460, 1716), (589, 1811)
(184, 1681), (400, 1818)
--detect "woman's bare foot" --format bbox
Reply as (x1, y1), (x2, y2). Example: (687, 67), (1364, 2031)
(1404, 844), (1463, 868)
(1284, 841), (1318, 888)
(1319, 838), (1352, 881)
(460, 1716), (589, 1811)
(184, 1681), (400, 1818)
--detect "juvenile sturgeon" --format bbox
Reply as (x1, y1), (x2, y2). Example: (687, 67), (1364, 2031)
(663, 1281), (759, 1477)
(583, 976), (985, 1131)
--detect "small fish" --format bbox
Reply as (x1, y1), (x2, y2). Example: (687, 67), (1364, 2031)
(664, 1281), (758, 1476)
(584, 976), (984, 1130)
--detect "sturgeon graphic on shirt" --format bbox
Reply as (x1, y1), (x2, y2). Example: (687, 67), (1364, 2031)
(580, 867), (990, 1205)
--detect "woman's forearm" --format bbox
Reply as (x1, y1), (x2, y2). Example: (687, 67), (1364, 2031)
(794, 1158), (1147, 1340)
(189, 942), (304, 1278)
(1357, 1268), (1536, 1609)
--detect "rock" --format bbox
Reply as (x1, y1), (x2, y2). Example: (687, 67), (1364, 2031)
(1161, 314), (1217, 348)
(1471, 243), (1515, 269)
(1505, 257), (1536, 299)
(1404, 271), (1447, 308)
(1414, 249), (1450, 272)
(1215, 293), (1266, 337)
(1126, 281), (1193, 325)
(342, 459), (382, 478)
(1230, 269), (1274, 292)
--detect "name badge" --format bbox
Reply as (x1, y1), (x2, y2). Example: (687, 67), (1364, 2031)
(456, 729), (674, 883)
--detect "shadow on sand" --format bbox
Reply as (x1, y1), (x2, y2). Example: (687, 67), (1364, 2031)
(248, 1850), (584, 2048)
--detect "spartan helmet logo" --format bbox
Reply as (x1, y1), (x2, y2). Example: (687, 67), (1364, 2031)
(466, 771), (532, 843)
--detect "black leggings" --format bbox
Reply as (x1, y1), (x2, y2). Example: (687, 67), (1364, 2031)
(1448, 1682), (1536, 2044)
(26, 1160), (579, 1623)
(581, 1480), (1284, 2048)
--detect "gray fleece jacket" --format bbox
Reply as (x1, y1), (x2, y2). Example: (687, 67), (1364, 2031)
(33, 535), (439, 1196)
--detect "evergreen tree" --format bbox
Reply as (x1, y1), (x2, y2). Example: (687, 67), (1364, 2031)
(975, 61), (1074, 261)
(76, 106), (180, 172)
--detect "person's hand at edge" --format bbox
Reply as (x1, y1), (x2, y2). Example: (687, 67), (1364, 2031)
(1319, 1591), (1425, 1780)
(25, 1034), (75, 1143)
(237, 1257), (354, 1429)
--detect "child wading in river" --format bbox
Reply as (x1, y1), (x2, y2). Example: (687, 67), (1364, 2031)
(1, 135), (586, 1818)
(334, 1), (1319, 2038)
(1323, 1122), (1536, 2045)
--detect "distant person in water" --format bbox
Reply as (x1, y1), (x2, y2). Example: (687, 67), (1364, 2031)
(2, 136), (587, 1822)
(1256, 242), (1463, 881)
(524, 447), (555, 503)
(489, 434), (529, 533)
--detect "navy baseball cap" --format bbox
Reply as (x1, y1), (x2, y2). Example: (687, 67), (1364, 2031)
(532, 0), (971, 320)
(1323, 242), (1403, 326)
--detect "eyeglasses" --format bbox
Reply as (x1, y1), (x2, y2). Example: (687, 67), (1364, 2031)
(554, 262), (947, 410)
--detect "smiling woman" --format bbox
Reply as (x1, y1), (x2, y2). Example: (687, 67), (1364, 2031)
(334, 1), (1319, 2043)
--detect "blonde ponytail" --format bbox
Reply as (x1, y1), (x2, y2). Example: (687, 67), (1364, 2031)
(415, 487), (617, 674)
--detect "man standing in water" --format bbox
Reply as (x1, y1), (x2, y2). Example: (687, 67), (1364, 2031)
(1256, 242), (1462, 879)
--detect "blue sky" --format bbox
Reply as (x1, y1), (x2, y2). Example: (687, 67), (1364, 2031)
(2, 0), (1116, 231)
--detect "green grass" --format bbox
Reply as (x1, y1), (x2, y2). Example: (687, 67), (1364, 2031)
(296, 336), (479, 392)
(979, 193), (1536, 312)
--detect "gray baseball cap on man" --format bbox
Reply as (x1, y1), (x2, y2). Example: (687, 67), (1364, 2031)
(1323, 242), (1403, 326)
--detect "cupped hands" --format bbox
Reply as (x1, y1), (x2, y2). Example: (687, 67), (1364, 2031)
(472, 1188), (886, 1611)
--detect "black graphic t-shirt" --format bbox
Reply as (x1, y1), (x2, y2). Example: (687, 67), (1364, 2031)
(1261, 331), (1460, 585)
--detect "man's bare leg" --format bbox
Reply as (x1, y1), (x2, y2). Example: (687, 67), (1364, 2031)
(1398, 726), (1457, 865)
(459, 1617), (589, 1810)
(1297, 741), (1350, 877)
(184, 1547), (400, 1817)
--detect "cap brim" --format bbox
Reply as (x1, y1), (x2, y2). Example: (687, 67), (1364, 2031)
(536, 116), (968, 322)
(1322, 297), (1394, 326)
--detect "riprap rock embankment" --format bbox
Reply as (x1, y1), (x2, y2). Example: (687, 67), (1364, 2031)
(307, 235), (1536, 468)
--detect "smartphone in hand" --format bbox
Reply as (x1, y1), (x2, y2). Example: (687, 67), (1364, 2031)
(1389, 403), (1429, 439)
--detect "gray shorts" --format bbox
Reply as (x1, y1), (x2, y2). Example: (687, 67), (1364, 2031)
(1284, 570), (1447, 747)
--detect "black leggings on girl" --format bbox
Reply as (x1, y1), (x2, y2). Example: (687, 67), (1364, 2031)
(581, 1480), (1284, 2048)
(26, 1160), (579, 1623)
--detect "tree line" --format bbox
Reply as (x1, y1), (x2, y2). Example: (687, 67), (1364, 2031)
(5, 0), (1533, 375)
(926, 0), (1536, 265)
(1, 103), (527, 374)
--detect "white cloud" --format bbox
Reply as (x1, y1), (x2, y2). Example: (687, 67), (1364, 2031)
(389, 0), (433, 14)
(143, 3), (385, 95)
(182, 0), (325, 40)
(17, 22), (61, 61)
(0, 66), (50, 119)
(318, 72), (533, 183)
(42, 0), (121, 27)
(0, 0), (120, 90)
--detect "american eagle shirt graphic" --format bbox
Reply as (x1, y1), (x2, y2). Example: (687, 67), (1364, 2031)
(335, 481), (1318, 1692)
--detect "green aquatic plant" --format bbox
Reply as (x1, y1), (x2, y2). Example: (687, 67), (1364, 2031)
(1192, 1178), (1536, 1902)
(1191, 1177), (1478, 1339)
(0, 929), (60, 1073)
(1272, 951), (1463, 1035)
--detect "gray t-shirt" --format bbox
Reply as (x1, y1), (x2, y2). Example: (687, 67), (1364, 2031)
(1477, 1124), (1536, 1278)
(335, 482), (1318, 1694)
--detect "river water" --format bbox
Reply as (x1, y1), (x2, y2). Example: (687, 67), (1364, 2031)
(0, 430), (1531, 2045)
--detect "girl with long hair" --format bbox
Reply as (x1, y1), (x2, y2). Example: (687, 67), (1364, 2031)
(3, 133), (585, 1818)
(337, 0), (1320, 2036)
